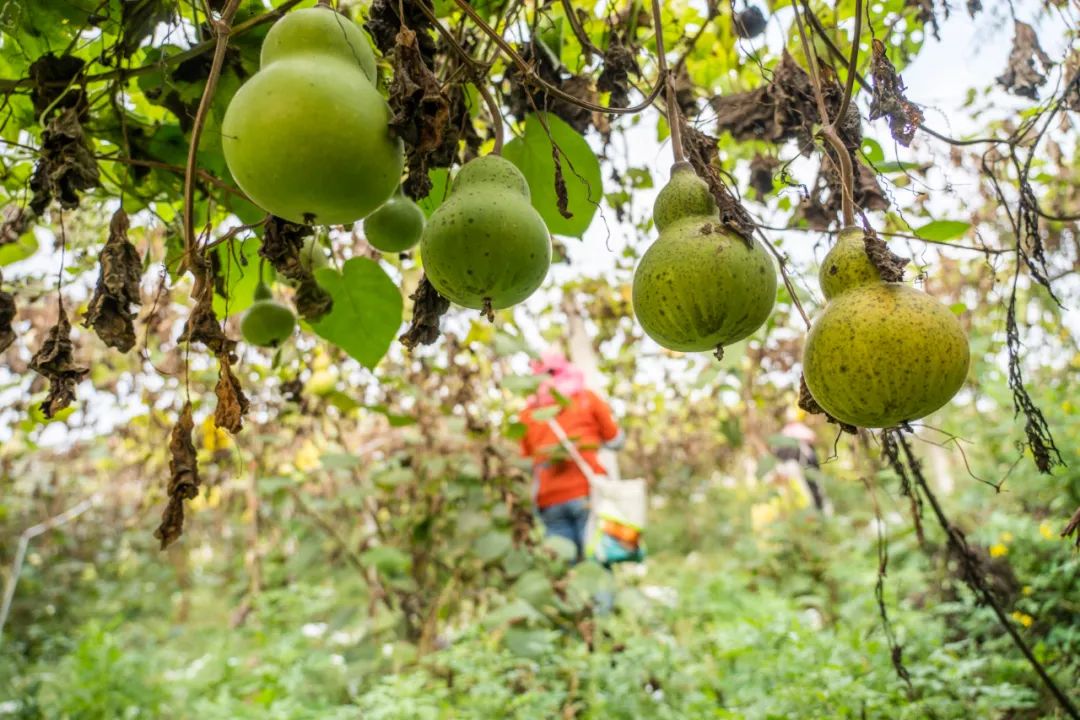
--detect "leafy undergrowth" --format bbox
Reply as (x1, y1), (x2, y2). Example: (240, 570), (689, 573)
(2, 477), (1076, 720)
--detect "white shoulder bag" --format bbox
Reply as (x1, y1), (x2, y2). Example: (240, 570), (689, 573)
(545, 418), (648, 546)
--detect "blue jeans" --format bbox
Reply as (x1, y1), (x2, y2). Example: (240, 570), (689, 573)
(538, 497), (590, 563)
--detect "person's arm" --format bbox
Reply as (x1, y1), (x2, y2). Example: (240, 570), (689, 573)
(588, 391), (624, 450)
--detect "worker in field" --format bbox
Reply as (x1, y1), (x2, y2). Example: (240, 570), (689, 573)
(518, 350), (625, 563)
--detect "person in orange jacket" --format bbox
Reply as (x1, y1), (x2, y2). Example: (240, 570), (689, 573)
(519, 350), (624, 562)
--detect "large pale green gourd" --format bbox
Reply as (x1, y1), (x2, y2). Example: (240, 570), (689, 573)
(222, 7), (403, 225)
(632, 163), (776, 353)
(802, 227), (970, 428)
(420, 155), (551, 310)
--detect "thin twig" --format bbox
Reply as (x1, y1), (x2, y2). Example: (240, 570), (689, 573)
(893, 431), (1080, 720)
(183, 0), (242, 269)
(797, 1), (1007, 147)
(650, 0), (683, 163)
(757, 232), (811, 329)
(559, 0), (600, 57)
(448, 0), (666, 115)
(475, 80), (505, 154)
(791, 0), (855, 225)
(836, 0), (862, 126)
(97, 154), (250, 200)
(0, 0), (303, 94)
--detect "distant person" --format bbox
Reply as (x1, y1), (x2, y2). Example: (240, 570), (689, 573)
(519, 350), (624, 562)
(772, 419), (830, 514)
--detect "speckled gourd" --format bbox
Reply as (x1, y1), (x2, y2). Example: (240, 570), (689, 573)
(420, 155), (551, 310)
(632, 162), (776, 353)
(221, 7), (403, 225)
(802, 227), (970, 428)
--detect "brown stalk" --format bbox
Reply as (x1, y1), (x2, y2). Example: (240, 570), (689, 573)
(182, 0), (242, 269)
(791, 0), (855, 226)
(650, 0), (684, 164)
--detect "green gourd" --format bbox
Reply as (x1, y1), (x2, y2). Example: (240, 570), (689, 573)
(365, 191), (426, 253)
(420, 155), (551, 310)
(802, 227), (970, 428)
(222, 7), (403, 225)
(632, 163), (776, 354)
(241, 283), (296, 347)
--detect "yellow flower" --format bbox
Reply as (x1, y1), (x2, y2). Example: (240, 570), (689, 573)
(1011, 611), (1033, 628)
(999, 531), (1014, 543)
(1039, 522), (1056, 540)
(1022, 585), (1033, 596)
(989, 543), (1008, 558)
(294, 440), (322, 473)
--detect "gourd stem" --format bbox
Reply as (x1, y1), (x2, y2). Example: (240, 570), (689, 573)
(650, 0), (684, 165)
(475, 81), (505, 154)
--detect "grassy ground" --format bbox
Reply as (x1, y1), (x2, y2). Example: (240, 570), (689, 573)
(1, 481), (1076, 719)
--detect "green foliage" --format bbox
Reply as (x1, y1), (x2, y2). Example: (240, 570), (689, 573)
(311, 258), (402, 369)
(503, 114), (603, 238)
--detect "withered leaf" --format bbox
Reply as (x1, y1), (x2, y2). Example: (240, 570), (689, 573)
(180, 275), (236, 359)
(682, 126), (757, 244)
(259, 218), (333, 322)
(712, 51), (848, 152)
(400, 275), (450, 349)
(260, 216), (311, 277)
(506, 42), (596, 135)
(28, 54), (86, 120)
(802, 159), (890, 229)
(389, 27), (450, 155)
(1, 206), (34, 248)
(213, 354), (249, 434)
(154, 402), (200, 550)
(749, 154), (779, 197)
(997, 21), (1053, 100)
(552, 145), (573, 219)
(29, 304), (89, 419)
(29, 108), (100, 215)
(867, 40), (924, 147)
(0, 287), (15, 353)
(84, 209), (143, 352)
(798, 374), (857, 434)
(863, 229), (908, 282)
(596, 41), (638, 110)
(294, 275), (334, 322)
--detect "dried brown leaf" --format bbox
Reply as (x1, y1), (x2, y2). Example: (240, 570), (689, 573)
(29, 304), (89, 419)
(390, 27), (450, 155)
(867, 40), (924, 147)
(214, 355), (249, 434)
(596, 40), (638, 110)
(682, 126), (756, 244)
(997, 21), (1053, 100)
(0, 287), (15, 353)
(712, 51), (848, 151)
(84, 209), (143, 352)
(154, 402), (200, 549)
(180, 270), (236, 359)
(29, 108), (100, 215)
(400, 275), (450, 349)
(863, 229), (908, 282)
(798, 374), (857, 434)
